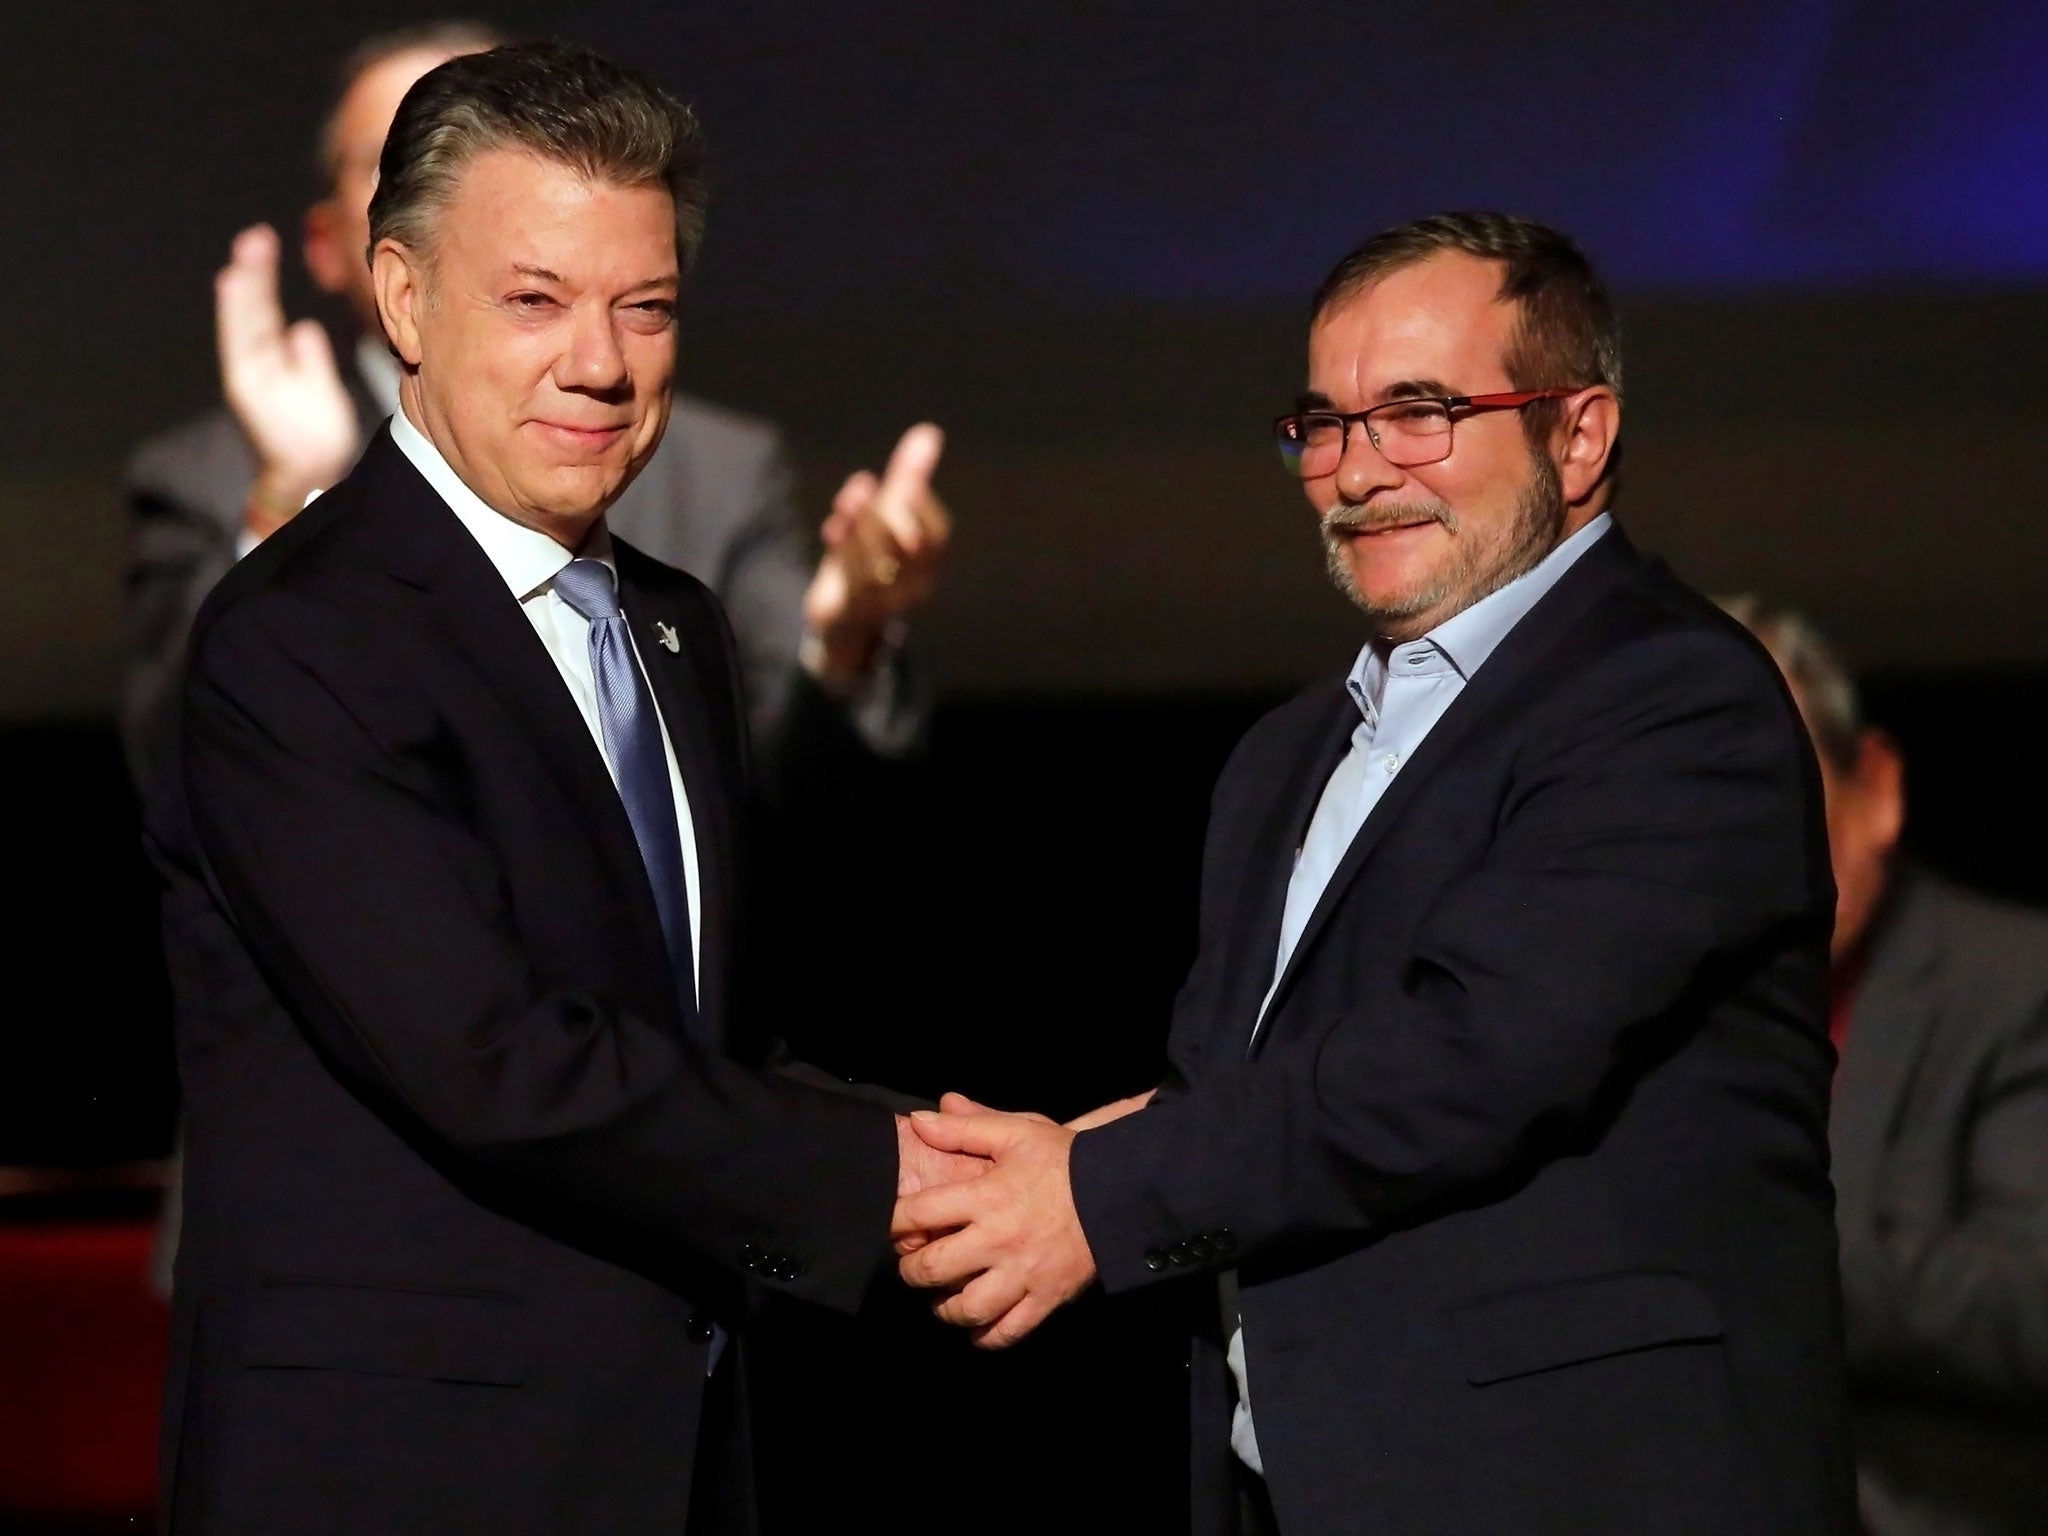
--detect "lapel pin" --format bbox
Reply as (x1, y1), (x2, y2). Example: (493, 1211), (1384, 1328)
(654, 621), (680, 654)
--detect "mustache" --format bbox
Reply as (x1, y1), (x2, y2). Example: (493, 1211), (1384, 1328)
(1320, 500), (1459, 536)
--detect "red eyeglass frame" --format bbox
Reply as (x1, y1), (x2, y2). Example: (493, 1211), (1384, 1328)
(1274, 387), (1583, 471)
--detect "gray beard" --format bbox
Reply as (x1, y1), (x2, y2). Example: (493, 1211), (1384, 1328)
(1321, 454), (1566, 634)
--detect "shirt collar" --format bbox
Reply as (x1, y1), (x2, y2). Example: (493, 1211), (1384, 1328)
(1344, 511), (1613, 721)
(389, 405), (612, 602)
(355, 335), (403, 417)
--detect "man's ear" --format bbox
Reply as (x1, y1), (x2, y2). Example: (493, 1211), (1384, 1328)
(1554, 386), (1621, 505)
(370, 239), (426, 366)
(302, 200), (351, 297)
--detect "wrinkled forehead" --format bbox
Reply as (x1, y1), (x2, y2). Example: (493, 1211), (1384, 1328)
(1307, 252), (1517, 401)
(431, 151), (680, 279)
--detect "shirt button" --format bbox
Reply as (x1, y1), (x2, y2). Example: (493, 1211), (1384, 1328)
(1382, 753), (1400, 772)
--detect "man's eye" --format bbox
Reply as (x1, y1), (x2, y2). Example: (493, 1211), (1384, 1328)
(630, 301), (675, 321)
(509, 292), (555, 310)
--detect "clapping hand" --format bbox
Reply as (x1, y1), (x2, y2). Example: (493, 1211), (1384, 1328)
(216, 223), (361, 539)
(801, 422), (951, 684)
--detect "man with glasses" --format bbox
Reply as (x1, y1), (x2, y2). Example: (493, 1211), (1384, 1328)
(894, 212), (1853, 1535)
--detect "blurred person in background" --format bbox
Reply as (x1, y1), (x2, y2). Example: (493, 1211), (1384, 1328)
(1725, 595), (2048, 1536)
(125, 21), (950, 1294)
(122, 20), (947, 798)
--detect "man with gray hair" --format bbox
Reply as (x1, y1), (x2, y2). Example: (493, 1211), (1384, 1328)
(896, 212), (1851, 1535)
(148, 42), (974, 1536)
(1724, 595), (2048, 1536)
(130, 17), (949, 1304)
(124, 20), (945, 797)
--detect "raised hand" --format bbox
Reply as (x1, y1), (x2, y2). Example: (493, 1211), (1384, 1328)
(893, 1106), (1097, 1349)
(216, 223), (361, 539)
(801, 421), (952, 684)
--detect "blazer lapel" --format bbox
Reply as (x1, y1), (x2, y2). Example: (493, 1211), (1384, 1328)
(1829, 870), (1944, 1222)
(1214, 691), (1360, 1051)
(1250, 527), (1642, 1052)
(616, 565), (740, 1036)
(359, 431), (686, 1030)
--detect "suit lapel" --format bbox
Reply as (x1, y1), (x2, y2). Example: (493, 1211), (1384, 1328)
(1250, 527), (1642, 1053)
(1214, 692), (1359, 1050)
(1829, 871), (1944, 1221)
(359, 431), (687, 1031)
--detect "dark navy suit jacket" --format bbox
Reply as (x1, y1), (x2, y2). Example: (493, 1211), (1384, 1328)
(148, 428), (897, 1536)
(1071, 526), (1857, 1536)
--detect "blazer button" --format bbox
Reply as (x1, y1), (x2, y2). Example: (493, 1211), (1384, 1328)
(1144, 1248), (1169, 1272)
(1214, 1228), (1238, 1255)
(739, 1243), (764, 1272)
(1188, 1236), (1214, 1261)
(1168, 1244), (1191, 1266)
(685, 1316), (715, 1343)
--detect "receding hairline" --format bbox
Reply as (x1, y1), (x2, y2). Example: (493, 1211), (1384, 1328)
(1312, 247), (1526, 331)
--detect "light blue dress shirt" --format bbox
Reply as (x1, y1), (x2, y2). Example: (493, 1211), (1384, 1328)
(1229, 511), (1614, 1474)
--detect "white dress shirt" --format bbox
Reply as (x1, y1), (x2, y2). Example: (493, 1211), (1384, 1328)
(390, 406), (704, 995)
(1229, 511), (1615, 1474)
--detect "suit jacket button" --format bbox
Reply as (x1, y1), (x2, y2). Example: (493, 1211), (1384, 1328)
(739, 1243), (764, 1271)
(1144, 1248), (1169, 1272)
(1168, 1244), (1191, 1266)
(1188, 1236), (1213, 1261)
(686, 1316), (715, 1343)
(1214, 1228), (1238, 1255)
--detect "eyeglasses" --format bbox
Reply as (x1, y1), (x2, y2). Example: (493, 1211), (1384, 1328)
(1273, 388), (1581, 476)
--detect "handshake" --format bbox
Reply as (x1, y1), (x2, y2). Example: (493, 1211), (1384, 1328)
(889, 1088), (1156, 1349)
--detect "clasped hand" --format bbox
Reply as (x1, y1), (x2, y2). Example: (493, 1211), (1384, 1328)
(892, 1089), (1152, 1349)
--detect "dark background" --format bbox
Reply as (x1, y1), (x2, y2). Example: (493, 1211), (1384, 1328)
(6, 3), (2048, 1530)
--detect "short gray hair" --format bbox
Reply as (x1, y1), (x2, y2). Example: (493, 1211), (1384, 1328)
(367, 40), (709, 277)
(1716, 594), (1863, 769)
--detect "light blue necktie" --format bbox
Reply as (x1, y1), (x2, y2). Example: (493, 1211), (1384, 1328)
(550, 559), (698, 1027)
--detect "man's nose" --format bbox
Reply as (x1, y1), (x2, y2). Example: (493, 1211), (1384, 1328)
(1330, 418), (1405, 503)
(557, 304), (629, 393)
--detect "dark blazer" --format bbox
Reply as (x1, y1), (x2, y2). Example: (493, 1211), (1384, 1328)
(1833, 866), (2048, 1536)
(1070, 527), (1856, 1536)
(147, 427), (899, 1536)
(123, 387), (920, 793)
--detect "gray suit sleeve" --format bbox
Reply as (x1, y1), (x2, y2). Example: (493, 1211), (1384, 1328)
(1841, 997), (2048, 1403)
(121, 421), (251, 788)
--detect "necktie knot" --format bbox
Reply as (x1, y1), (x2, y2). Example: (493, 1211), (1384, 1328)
(552, 558), (621, 623)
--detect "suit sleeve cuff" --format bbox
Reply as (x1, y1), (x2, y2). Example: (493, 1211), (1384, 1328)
(1070, 1098), (1247, 1295)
